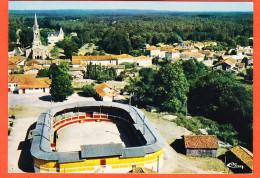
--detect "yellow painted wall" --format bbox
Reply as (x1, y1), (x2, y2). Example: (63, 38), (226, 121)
(34, 149), (163, 172)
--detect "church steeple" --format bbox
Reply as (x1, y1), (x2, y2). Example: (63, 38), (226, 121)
(32, 13), (41, 46)
(33, 13), (39, 31)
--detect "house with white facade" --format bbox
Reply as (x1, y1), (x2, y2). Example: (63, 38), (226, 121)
(47, 27), (64, 44)
(8, 74), (51, 94)
(116, 54), (135, 64)
(134, 56), (152, 67)
(95, 83), (118, 102)
(213, 57), (237, 72)
(180, 52), (205, 61)
(145, 46), (161, 57)
(72, 55), (117, 67)
(165, 49), (180, 59)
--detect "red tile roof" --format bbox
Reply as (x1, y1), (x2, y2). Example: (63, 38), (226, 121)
(184, 135), (219, 149)
(95, 83), (117, 98)
(8, 55), (25, 65)
(8, 74), (51, 89)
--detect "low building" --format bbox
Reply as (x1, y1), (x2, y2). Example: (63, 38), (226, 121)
(116, 54), (135, 64)
(95, 83), (118, 102)
(8, 55), (26, 68)
(145, 46), (161, 57)
(180, 52), (204, 61)
(107, 65), (125, 75)
(72, 56), (117, 67)
(225, 146), (253, 173)
(8, 74), (51, 94)
(68, 67), (85, 79)
(213, 57), (237, 72)
(165, 49), (180, 59)
(24, 64), (43, 75)
(135, 56), (152, 67)
(184, 135), (219, 157)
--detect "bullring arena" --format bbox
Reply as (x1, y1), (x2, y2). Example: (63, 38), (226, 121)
(30, 101), (165, 173)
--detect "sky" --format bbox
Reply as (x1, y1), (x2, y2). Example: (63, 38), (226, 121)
(9, 1), (253, 12)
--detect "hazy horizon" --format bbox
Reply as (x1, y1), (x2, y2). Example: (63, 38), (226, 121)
(9, 1), (253, 12)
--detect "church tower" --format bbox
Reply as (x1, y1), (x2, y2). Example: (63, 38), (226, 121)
(32, 13), (42, 46)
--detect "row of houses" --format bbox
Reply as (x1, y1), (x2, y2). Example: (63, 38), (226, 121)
(71, 55), (152, 68)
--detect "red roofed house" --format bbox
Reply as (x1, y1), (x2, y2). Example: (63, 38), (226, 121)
(184, 135), (219, 157)
(8, 74), (51, 94)
(95, 83), (118, 102)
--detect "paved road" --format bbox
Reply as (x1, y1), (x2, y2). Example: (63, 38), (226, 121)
(8, 93), (95, 107)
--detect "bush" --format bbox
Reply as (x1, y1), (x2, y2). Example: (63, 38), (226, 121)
(82, 83), (96, 96)
(173, 115), (239, 145)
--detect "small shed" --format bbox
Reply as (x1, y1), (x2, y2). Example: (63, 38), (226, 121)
(184, 135), (219, 157)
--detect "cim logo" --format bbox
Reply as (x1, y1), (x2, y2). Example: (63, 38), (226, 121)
(226, 162), (244, 169)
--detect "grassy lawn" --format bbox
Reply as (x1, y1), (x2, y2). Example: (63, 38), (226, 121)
(8, 106), (47, 119)
(179, 154), (231, 173)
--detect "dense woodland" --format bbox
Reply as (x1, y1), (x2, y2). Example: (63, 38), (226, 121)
(9, 10), (253, 55)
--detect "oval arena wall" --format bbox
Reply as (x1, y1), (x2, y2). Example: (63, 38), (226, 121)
(30, 101), (165, 173)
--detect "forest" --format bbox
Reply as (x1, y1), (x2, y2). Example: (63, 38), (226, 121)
(9, 10), (253, 55)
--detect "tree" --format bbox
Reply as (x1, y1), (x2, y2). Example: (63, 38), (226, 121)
(241, 57), (249, 68)
(63, 39), (79, 59)
(37, 68), (50, 78)
(50, 46), (59, 59)
(154, 62), (189, 112)
(188, 70), (253, 149)
(50, 74), (74, 101)
(245, 67), (253, 81)
(82, 83), (96, 96)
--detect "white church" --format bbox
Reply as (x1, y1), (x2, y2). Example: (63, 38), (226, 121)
(26, 14), (50, 60)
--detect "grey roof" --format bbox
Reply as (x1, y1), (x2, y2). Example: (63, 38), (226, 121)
(30, 101), (165, 162)
(81, 143), (124, 158)
(58, 152), (83, 163)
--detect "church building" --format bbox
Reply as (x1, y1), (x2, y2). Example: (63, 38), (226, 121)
(26, 14), (50, 60)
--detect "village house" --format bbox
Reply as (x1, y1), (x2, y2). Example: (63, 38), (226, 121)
(47, 27), (64, 44)
(8, 61), (20, 74)
(178, 41), (194, 49)
(180, 51), (205, 61)
(135, 56), (152, 67)
(24, 64), (43, 75)
(107, 65), (125, 75)
(165, 49), (180, 60)
(213, 57), (237, 72)
(8, 74), (51, 94)
(184, 135), (219, 157)
(68, 67), (85, 79)
(95, 83), (118, 102)
(116, 54), (135, 64)
(145, 46), (161, 57)
(72, 55), (117, 67)
(194, 42), (205, 50)
(8, 55), (26, 68)
(225, 146), (253, 173)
